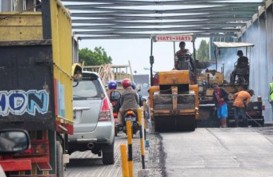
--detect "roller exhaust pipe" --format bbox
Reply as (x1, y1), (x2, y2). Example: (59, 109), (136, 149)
(87, 143), (94, 149)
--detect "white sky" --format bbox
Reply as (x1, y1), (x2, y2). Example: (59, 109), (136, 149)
(79, 38), (207, 74)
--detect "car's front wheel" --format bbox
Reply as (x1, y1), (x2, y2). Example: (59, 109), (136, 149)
(102, 142), (115, 165)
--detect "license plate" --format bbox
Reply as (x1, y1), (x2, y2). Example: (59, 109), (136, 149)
(125, 117), (136, 122)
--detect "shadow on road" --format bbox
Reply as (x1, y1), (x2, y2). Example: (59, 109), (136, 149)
(67, 158), (103, 167)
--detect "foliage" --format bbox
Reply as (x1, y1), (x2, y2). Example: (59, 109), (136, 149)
(79, 47), (112, 65)
(196, 40), (209, 61)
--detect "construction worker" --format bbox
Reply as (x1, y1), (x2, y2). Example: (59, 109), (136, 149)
(230, 50), (249, 84)
(233, 89), (254, 127)
(174, 41), (193, 70)
(269, 78), (273, 119)
(119, 78), (140, 123)
(212, 83), (229, 128)
(175, 41), (196, 84)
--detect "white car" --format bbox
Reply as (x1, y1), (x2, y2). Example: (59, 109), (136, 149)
(68, 71), (115, 165)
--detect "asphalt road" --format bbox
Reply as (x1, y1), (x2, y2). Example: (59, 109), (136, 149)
(65, 131), (162, 177)
(65, 127), (273, 177)
(161, 128), (273, 177)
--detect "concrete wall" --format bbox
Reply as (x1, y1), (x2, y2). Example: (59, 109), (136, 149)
(241, 3), (273, 123)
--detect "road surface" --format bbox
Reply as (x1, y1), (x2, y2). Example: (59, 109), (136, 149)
(66, 127), (273, 177)
(65, 132), (162, 177)
(161, 128), (273, 177)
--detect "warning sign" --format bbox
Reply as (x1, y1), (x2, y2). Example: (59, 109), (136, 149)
(154, 34), (193, 42)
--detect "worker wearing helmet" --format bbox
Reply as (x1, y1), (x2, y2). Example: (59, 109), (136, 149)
(233, 89), (254, 127)
(119, 78), (140, 122)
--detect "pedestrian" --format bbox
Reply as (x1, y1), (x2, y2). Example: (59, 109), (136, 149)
(233, 89), (254, 127)
(213, 83), (229, 128)
(269, 78), (273, 119)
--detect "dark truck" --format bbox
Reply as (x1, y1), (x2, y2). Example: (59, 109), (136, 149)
(0, 0), (78, 176)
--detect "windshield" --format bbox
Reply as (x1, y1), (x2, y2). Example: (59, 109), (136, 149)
(73, 80), (102, 99)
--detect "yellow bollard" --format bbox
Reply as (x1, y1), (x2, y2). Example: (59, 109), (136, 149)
(126, 120), (133, 177)
(120, 144), (129, 177)
(137, 108), (145, 169)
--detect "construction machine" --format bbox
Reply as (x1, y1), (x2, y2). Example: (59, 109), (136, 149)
(148, 34), (199, 132)
(197, 42), (264, 127)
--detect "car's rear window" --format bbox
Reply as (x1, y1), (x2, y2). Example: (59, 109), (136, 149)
(73, 80), (103, 99)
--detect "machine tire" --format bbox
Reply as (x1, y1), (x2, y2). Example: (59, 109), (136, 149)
(187, 118), (196, 131)
(102, 142), (115, 165)
(56, 141), (64, 177)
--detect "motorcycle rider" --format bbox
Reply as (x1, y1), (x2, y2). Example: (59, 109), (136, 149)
(119, 78), (140, 124)
(131, 82), (143, 107)
(107, 80), (121, 113)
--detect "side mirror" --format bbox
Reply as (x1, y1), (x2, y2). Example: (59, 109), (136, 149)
(72, 63), (83, 86)
(0, 130), (30, 154)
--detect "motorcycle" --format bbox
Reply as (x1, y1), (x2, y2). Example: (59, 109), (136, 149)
(122, 109), (139, 137)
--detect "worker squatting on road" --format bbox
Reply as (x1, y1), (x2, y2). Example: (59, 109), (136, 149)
(233, 89), (254, 127)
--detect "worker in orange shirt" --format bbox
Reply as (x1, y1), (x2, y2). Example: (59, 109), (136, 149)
(233, 89), (254, 127)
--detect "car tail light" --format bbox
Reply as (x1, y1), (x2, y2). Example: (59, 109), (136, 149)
(126, 110), (134, 116)
(113, 112), (118, 118)
(99, 98), (112, 122)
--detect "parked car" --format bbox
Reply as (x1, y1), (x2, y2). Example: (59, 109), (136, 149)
(68, 71), (115, 165)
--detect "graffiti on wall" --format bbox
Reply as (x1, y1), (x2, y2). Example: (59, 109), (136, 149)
(0, 90), (49, 116)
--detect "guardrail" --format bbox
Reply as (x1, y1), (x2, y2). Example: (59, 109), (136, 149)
(120, 107), (149, 177)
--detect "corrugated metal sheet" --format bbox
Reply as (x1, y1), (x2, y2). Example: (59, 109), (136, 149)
(242, 4), (273, 123)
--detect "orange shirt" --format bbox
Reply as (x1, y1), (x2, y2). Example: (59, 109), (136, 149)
(233, 91), (251, 108)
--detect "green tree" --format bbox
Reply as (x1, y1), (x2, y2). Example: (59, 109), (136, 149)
(196, 40), (209, 61)
(79, 47), (112, 65)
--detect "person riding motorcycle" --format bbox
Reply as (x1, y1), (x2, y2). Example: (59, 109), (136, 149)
(119, 78), (140, 124)
(108, 80), (121, 113)
(131, 81), (143, 107)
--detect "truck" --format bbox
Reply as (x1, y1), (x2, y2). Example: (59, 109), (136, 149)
(148, 34), (199, 132)
(0, 0), (78, 176)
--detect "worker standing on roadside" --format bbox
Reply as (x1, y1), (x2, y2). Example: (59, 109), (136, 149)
(269, 78), (273, 119)
(233, 89), (254, 127)
(213, 83), (229, 128)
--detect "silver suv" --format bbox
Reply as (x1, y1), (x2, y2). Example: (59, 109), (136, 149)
(68, 71), (115, 165)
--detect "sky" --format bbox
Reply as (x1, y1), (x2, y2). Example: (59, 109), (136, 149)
(79, 38), (207, 75)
